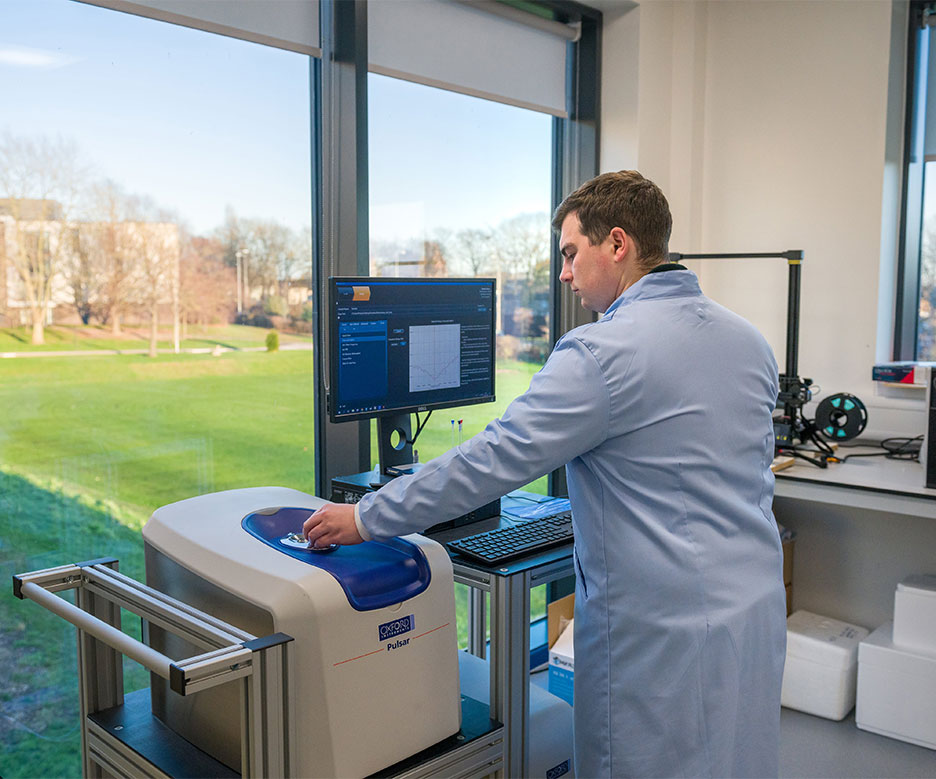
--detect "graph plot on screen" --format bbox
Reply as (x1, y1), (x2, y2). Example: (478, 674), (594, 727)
(409, 324), (461, 392)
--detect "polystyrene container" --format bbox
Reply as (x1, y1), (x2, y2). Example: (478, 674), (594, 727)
(857, 621), (936, 750)
(781, 610), (869, 720)
(893, 574), (936, 653)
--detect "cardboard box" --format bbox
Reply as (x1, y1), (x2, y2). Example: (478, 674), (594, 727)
(781, 610), (869, 720)
(857, 621), (936, 750)
(548, 594), (575, 706)
(893, 574), (936, 653)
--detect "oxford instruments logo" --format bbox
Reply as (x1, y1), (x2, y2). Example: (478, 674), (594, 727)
(378, 614), (415, 642)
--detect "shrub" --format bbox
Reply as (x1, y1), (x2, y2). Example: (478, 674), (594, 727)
(264, 295), (288, 317)
(265, 330), (280, 352)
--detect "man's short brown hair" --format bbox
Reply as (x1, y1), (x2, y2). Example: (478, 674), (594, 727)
(552, 171), (672, 271)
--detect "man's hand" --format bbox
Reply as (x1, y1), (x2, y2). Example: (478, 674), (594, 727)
(302, 503), (363, 547)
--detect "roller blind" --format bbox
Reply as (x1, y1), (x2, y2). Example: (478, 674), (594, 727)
(368, 0), (570, 117)
(78, 0), (321, 56)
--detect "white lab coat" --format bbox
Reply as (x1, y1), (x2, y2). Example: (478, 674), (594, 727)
(357, 269), (787, 778)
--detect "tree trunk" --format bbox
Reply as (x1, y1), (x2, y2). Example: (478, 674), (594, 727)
(149, 305), (158, 358)
(111, 311), (121, 336)
(31, 310), (45, 345)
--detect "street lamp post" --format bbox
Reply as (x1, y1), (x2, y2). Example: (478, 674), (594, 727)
(235, 249), (243, 314)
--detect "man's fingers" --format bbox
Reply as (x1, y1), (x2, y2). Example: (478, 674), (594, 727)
(302, 509), (323, 541)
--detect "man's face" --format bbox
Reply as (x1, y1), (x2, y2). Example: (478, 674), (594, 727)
(558, 212), (619, 313)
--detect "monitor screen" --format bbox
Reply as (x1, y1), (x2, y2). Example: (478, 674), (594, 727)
(328, 277), (496, 422)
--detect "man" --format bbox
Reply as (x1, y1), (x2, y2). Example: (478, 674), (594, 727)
(305, 171), (787, 778)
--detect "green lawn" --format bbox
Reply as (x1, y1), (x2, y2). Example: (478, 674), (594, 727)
(0, 342), (551, 778)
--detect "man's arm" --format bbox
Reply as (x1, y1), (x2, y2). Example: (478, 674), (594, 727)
(355, 335), (611, 540)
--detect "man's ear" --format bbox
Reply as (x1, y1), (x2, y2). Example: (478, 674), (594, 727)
(609, 227), (629, 261)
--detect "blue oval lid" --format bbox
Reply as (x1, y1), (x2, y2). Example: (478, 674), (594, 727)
(241, 506), (431, 611)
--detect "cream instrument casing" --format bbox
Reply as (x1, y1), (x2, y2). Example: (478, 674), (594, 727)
(142, 486), (460, 778)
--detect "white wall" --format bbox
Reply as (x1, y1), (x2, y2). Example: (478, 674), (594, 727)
(600, 0), (921, 439)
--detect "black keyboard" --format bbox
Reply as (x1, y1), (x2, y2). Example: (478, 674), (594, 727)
(446, 510), (573, 564)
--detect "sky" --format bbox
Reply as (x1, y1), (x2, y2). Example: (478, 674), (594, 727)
(0, 0), (552, 240)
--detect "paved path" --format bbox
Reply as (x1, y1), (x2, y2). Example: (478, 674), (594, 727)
(0, 342), (313, 358)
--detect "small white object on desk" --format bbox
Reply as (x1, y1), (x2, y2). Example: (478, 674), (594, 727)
(781, 610), (869, 720)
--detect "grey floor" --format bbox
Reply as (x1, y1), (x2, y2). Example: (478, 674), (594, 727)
(532, 669), (935, 777)
(780, 709), (936, 778)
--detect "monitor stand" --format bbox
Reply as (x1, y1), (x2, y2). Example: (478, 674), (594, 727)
(376, 413), (414, 483)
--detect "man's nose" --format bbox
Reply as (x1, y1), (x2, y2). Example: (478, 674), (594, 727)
(559, 264), (571, 284)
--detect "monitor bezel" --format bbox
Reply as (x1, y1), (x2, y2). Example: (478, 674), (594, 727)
(327, 276), (497, 424)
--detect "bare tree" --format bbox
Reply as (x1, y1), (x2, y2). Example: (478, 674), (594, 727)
(0, 132), (87, 344)
(65, 223), (98, 324)
(451, 228), (494, 276)
(124, 195), (180, 357)
(179, 235), (234, 333)
(492, 212), (550, 281)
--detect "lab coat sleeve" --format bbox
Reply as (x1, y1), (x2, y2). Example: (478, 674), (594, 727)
(356, 335), (611, 540)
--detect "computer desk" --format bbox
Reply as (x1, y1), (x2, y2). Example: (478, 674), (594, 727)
(426, 491), (574, 779)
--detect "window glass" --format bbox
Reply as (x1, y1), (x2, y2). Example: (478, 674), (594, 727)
(0, 3), (313, 777)
(368, 74), (554, 642)
(368, 74), (552, 476)
(918, 162), (936, 360)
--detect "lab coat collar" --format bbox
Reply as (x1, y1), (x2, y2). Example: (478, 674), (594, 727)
(603, 268), (701, 319)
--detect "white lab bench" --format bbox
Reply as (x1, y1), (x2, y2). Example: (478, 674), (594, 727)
(774, 447), (936, 777)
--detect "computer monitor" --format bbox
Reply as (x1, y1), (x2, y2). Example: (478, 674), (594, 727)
(328, 276), (496, 477)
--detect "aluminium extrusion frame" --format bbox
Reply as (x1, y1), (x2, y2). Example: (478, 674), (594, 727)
(14, 557), (505, 779)
(13, 557), (293, 778)
(454, 554), (575, 779)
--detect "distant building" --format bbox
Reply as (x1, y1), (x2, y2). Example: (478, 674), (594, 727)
(0, 198), (180, 328)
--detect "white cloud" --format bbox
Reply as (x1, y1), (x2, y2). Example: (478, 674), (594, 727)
(0, 44), (79, 69)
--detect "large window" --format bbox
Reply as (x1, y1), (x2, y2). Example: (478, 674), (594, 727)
(0, 3), (314, 777)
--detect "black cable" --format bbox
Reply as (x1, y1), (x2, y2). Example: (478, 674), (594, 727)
(777, 447), (829, 468)
(830, 435), (922, 463)
(406, 410), (433, 447)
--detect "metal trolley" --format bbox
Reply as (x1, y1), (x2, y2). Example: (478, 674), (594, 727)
(13, 557), (504, 779)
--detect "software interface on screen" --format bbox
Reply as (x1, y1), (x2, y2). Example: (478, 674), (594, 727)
(330, 278), (496, 421)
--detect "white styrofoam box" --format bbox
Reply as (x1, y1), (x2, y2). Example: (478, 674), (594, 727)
(857, 621), (936, 750)
(781, 610), (869, 720)
(548, 618), (574, 707)
(893, 574), (936, 653)
(459, 650), (574, 779)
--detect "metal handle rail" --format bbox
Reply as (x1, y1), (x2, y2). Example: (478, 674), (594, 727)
(13, 557), (295, 778)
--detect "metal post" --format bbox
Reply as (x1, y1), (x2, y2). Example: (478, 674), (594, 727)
(489, 570), (531, 778)
(236, 250), (243, 314)
(314, 0), (371, 496)
(73, 560), (124, 779)
(785, 258), (802, 383)
(468, 588), (487, 659)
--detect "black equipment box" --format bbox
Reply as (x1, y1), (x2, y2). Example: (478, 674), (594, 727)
(330, 471), (501, 533)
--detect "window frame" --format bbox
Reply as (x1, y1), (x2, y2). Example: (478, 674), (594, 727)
(895, 1), (930, 360)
